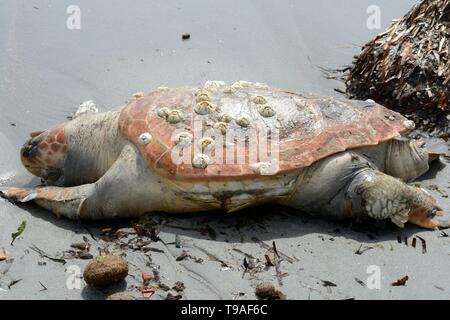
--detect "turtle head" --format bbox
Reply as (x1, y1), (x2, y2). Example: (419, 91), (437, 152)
(20, 126), (67, 182)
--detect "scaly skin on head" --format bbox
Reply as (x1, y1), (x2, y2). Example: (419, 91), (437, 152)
(20, 126), (68, 182)
(20, 109), (125, 186)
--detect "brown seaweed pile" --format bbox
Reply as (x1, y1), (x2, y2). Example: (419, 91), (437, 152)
(346, 0), (450, 135)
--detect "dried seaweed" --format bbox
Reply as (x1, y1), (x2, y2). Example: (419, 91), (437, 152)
(11, 221), (26, 246)
(415, 235), (427, 254)
(355, 244), (374, 255)
(251, 237), (296, 263)
(29, 245), (66, 265)
(392, 275), (409, 286)
(272, 241), (283, 286)
(321, 280), (337, 287)
(347, 0), (450, 134)
(264, 254), (274, 267)
(354, 278), (365, 287)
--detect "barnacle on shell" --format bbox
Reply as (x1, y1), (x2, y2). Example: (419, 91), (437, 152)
(194, 101), (215, 115)
(236, 116), (250, 128)
(213, 122), (228, 135)
(192, 153), (211, 169)
(258, 105), (276, 117)
(167, 110), (183, 124)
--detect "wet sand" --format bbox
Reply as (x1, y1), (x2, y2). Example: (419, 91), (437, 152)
(1, 0), (450, 300)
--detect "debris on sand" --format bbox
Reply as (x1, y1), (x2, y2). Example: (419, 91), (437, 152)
(8, 279), (22, 289)
(346, 0), (450, 134)
(251, 237), (296, 263)
(165, 292), (183, 300)
(182, 33), (191, 40)
(83, 255), (128, 288)
(272, 241), (284, 286)
(64, 239), (93, 260)
(264, 255), (274, 267)
(70, 242), (89, 251)
(172, 281), (185, 292)
(232, 248), (255, 260)
(141, 271), (155, 285)
(0, 248), (7, 261)
(354, 278), (365, 287)
(176, 250), (189, 261)
(255, 282), (286, 300)
(39, 282), (47, 291)
(29, 245), (66, 265)
(424, 184), (449, 198)
(415, 235), (427, 254)
(194, 245), (229, 268)
(141, 287), (155, 298)
(107, 292), (137, 300)
(11, 221), (26, 246)
(175, 250), (203, 263)
(392, 276), (409, 287)
(321, 280), (337, 287)
(175, 235), (182, 248)
(355, 244), (373, 255)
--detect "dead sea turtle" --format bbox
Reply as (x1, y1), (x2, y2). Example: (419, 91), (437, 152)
(0, 81), (448, 229)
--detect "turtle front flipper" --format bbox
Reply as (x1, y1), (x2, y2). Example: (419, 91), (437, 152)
(0, 184), (95, 219)
(347, 170), (449, 229)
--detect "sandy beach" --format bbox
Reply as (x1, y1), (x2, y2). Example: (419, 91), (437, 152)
(1, 0), (450, 300)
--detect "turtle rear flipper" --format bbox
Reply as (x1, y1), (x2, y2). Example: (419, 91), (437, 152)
(0, 184), (94, 219)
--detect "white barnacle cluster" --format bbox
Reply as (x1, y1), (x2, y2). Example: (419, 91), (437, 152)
(236, 116), (250, 128)
(252, 95), (276, 118)
(250, 162), (274, 175)
(222, 80), (269, 94)
(174, 132), (193, 147)
(138, 132), (153, 146)
(132, 92), (145, 99)
(218, 113), (232, 123)
(198, 137), (214, 152)
(258, 105), (276, 117)
(156, 107), (184, 124)
(194, 101), (215, 115)
(73, 100), (99, 119)
(194, 87), (216, 115)
(192, 153), (211, 169)
(403, 120), (415, 130)
(213, 121), (228, 135)
(203, 81), (227, 91)
(195, 89), (210, 103)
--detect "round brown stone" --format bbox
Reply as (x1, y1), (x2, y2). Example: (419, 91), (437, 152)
(83, 255), (128, 288)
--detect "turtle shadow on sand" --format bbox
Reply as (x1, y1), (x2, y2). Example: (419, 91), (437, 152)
(12, 169), (446, 248)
